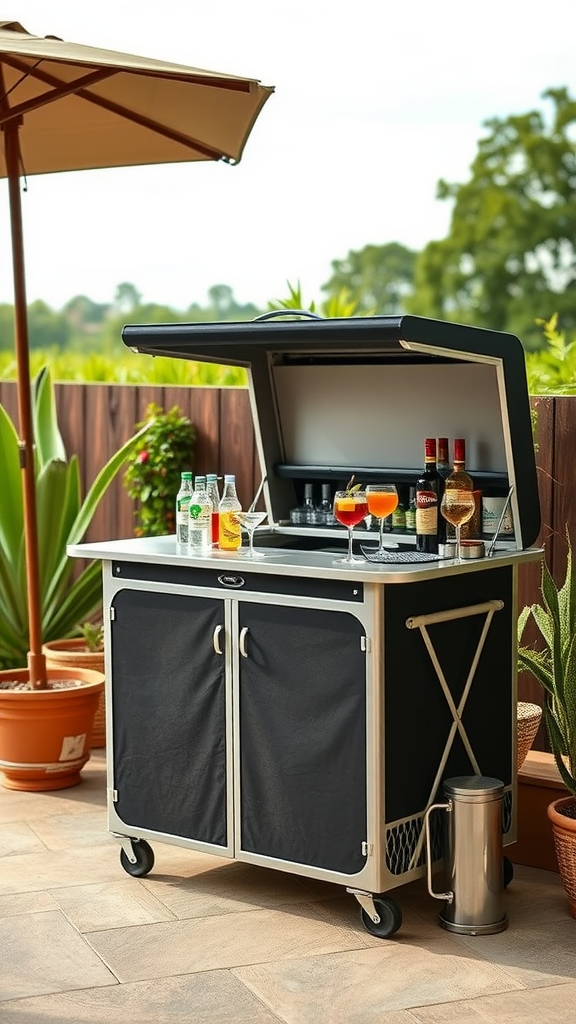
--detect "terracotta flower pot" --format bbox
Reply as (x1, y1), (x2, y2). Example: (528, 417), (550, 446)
(43, 639), (106, 748)
(547, 794), (576, 918)
(0, 666), (105, 791)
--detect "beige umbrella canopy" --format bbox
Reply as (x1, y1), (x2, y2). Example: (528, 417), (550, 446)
(0, 20), (273, 687)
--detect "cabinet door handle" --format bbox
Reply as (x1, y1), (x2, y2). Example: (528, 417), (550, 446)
(213, 624), (223, 655)
(239, 626), (249, 658)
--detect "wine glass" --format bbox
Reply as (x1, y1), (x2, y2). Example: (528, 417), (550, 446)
(237, 510), (267, 559)
(366, 484), (398, 554)
(333, 489), (368, 564)
(440, 489), (476, 561)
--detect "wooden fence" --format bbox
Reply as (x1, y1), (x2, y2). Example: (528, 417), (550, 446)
(1, 382), (575, 748)
(0, 381), (260, 544)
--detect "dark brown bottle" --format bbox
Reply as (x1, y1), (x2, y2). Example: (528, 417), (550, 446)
(416, 438), (444, 553)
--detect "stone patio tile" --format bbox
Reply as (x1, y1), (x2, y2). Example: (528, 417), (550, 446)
(0, 843), (126, 894)
(447, 911), (576, 988)
(27, 810), (114, 850)
(0, 909), (116, 1002)
(51, 879), (177, 931)
(312, 892), (443, 945)
(0, 970), (282, 1024)
(0, 820), (49, 857)
(143, 856), (327, 919)
(232, 937), (525, 1024)
(407, 981), (576, 1023)
(86, 901), (370, 983)
(0, 891), (59, 918)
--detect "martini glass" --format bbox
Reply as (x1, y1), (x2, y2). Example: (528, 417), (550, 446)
(237, 510), (267, 559)
(333, 490), (368, 564)
(366, 484), (398, 554)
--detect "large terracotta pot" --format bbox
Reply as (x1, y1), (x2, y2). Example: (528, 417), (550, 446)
(547, 794), (576, 918)
(0, 667), (105, 791)
(43, 639), (106, 748)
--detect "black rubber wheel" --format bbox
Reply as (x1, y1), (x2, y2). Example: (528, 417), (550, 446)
(360, 896), (403, 938)
(503, 855), (514, 888)
(120, 839), (155, 877)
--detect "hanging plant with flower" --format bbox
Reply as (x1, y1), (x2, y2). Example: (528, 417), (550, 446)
(123, 403), (196, 536)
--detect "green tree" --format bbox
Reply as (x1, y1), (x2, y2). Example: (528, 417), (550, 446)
(407, 87), (576, 348)
(114, 281), (142, 313)
(322, 242), (417, 314)
(28, 300), (71, 349)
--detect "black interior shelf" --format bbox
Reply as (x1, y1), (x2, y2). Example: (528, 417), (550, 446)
(274, 464), (510, 491)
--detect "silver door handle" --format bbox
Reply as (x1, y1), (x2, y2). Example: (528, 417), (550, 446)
(239, 626), (249, 658)
(213, 625), (223, 655)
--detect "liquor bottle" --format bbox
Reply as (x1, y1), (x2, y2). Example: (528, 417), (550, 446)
(188, 475), (211, 552)
(416, 438), (444, 553)
(443, 438), (475, 542)
(218, 474), (242, 551)
(303, 482), (315, 525)
(206, 473), (221, 545)
(437, 437), (451, 479)
(317, 483), (336, 526)
(175, 471), (193, 551)
(445, 438), (473, 493)
(405, 487), (416, 533)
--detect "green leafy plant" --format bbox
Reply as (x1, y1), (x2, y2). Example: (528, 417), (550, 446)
(123, 403), (196, 537)
(0, 367), (148, 669)
(525, 314), (576, 395)
(517, 529), (576, 799)
(80, 620), (104, 652)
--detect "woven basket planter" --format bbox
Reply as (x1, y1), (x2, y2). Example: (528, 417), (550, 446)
(43, 640), (105, 747)
(517, 701), (543, 771)
(547, 795), (576, 918)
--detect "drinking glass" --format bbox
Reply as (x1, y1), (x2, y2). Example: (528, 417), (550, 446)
(237, 510), (267, 559)
(333, 490), (368, 564)
(440, 489), (476, 561)
(366, 484), (398, 554)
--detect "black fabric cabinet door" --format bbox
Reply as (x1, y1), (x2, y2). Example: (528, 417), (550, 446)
(239, 603), (367, 875)
(111, 589), (227, 846)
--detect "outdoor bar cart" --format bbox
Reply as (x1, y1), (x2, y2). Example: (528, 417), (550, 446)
(69, 313), (541, 938)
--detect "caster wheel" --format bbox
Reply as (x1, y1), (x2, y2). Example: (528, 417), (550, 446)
(120, 839), (155, 877)
(503, 855), (514, 888)
(360, 896), (402, 938)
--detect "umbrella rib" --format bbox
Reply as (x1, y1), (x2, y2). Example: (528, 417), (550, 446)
(0, 67), (118, 124)
(0, 54), (231, 160)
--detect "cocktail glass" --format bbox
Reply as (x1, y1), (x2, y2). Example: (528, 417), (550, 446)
(237, 510), (267, 559)
(440, 489), (476, 562)
(333, 489), (368, 564)
(366, 484), (398, 554)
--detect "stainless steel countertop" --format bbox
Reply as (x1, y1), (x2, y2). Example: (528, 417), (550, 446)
(68, 533), (542, 586)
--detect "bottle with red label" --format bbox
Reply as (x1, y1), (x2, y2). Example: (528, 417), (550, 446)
(415, 438), (445, 553)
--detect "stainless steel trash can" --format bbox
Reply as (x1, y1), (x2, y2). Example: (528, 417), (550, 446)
(425, 775), (508, 935)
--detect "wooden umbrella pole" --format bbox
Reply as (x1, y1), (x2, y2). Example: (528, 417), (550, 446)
(3, 117), (47, 688)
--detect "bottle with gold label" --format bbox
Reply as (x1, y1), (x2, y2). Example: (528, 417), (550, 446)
(218, 474), (242, 551)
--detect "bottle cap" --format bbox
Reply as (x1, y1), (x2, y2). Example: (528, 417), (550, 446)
(438, 437), (449, 460)
(224, 474), (235, 483)
(454, 438), (466, 463)
(182, 471), (192, 479)
(195, 476), (206, 487)
(206, 473), (218, 481)
(424, 438), (437, 460)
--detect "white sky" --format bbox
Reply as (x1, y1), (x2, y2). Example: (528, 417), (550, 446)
(1, 0), (575, 311)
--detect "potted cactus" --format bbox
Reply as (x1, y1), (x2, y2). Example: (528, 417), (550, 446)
(518, 529), (576, 916)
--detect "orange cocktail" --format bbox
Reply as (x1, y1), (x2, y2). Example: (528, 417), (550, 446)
(366, 490), (398, 520)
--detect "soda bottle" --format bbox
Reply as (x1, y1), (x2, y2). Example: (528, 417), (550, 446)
(218, 474), (242, 551)
(188, 475), (211, 553)
(206, 473), (221, 545)
(175, 471), (193, 551)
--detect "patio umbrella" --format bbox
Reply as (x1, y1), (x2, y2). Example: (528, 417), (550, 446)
(0, 20), (273, 687)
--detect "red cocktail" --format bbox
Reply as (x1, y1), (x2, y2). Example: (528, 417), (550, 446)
(333, 490), (368, 564)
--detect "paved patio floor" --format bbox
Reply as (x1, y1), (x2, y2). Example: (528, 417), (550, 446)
(1, 749), (574, 1023)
